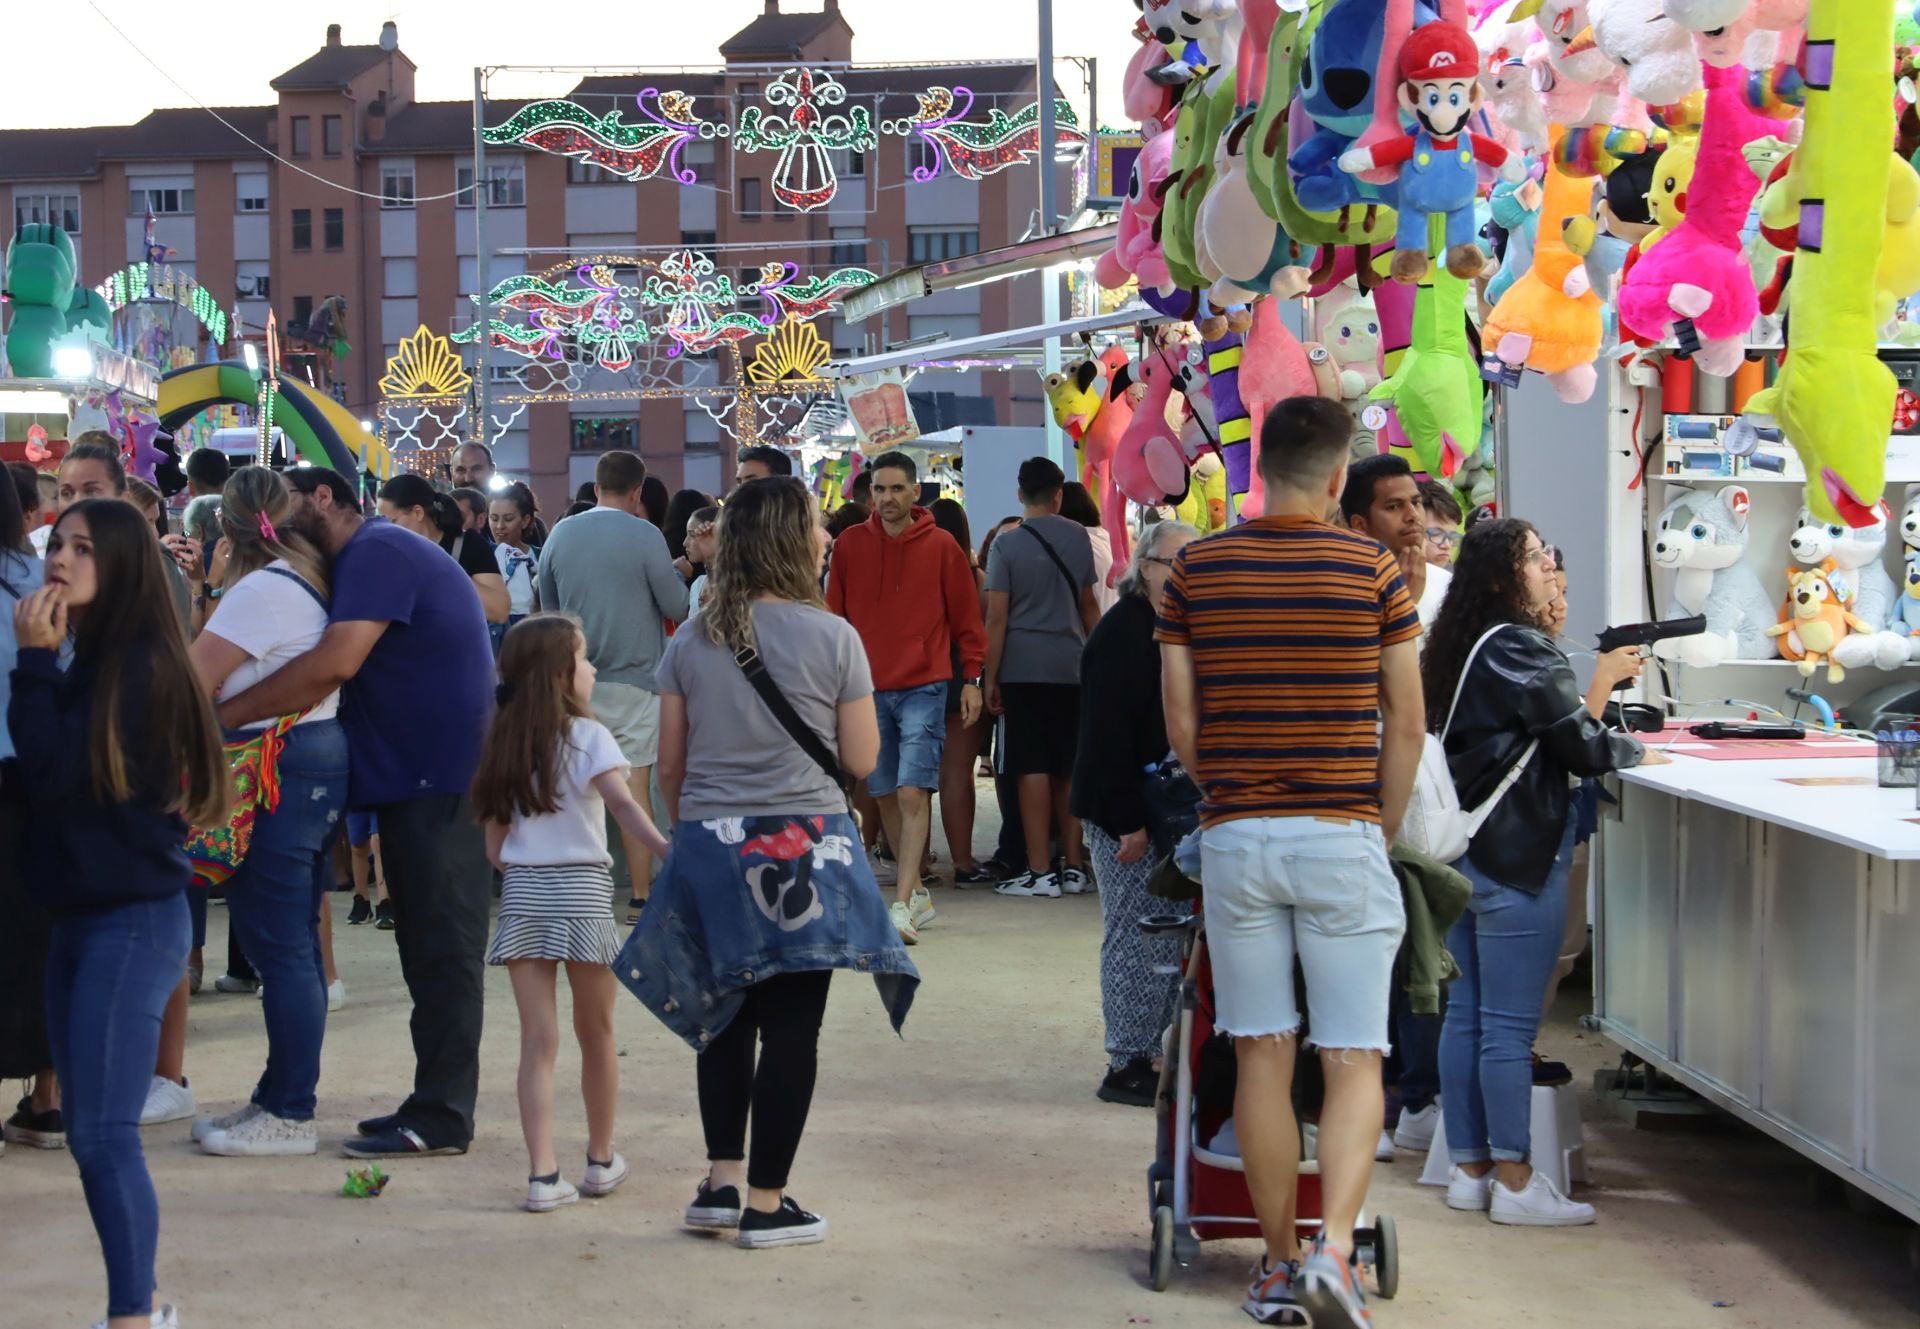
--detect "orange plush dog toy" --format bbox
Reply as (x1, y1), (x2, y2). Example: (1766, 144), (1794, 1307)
(1769, 564), (1875, 682)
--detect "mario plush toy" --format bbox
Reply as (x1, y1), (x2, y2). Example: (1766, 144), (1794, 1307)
(1339, 21), (1522, 283)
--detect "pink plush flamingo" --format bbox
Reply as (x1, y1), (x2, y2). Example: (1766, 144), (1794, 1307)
(1114, 341), (1195, 505)
(1095, 133), (1176, 295)
(1236, 298), (1323, 519)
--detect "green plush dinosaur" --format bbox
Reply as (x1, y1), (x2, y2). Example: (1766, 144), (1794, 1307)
(4, 225), (78, 379)
(1370, 261), (1483, 481)
(1246, 0), (1324, 222)
(1745, 0), (1894, 526)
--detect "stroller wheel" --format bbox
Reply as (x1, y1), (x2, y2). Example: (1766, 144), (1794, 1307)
(1150, 1205), (1176, 1292)
(1372, 1213), (1399, 1300)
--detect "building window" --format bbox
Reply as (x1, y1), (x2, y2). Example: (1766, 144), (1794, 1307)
(236, 174), (268, 212)
(235, 262), (270, 301)
(684, 142), (715, 184)
(322, 115), (343, 157)
(15, 193), (80, 234)
(290, 116), (311, 157)
(737, 83), (759, 99)
(568, 160), (619, 184)
(324, 208), (344, 251)
(680, 230), (716, 252)
(832, 147), (865, 179)
(129, 187), (193, 216)
(740, 178), (763, 218)
(292, 295), (314, 327)
(380, 167), (414, 208)
(908, 139), (941, 178)
(571, 416), (638, 453)
(291, 209), (312, 251)
(383, 257), (417, 298)
(909, 227), (980, 264)
(456, 162), (526, 207)
(830, 227), (866, 266)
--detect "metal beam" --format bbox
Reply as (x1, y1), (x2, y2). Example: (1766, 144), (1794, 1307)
(818, 303), (1155, 378)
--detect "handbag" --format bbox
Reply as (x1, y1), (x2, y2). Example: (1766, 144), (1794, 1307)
(186, 711), (306, 888)
(1400, 624), (1540, 863)
(1141, 757), (1201, 858)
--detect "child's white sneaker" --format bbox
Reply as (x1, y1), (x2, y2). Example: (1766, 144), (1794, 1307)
(580, 1153), (630, 1197)
(523, 1174), (579, 1213)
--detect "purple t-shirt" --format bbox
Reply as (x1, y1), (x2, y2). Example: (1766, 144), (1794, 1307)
(331, 518), (494, 807)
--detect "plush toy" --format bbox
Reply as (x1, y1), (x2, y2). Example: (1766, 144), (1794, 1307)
(1235, 0), (1283, 108)
(1198, 114), (1315, 308)
(1266, 4), (1401, 253)
(1902, 483), (1920, 558)
(1124, 26), (1179, 137)
(1142, 0), (1237, 83)
(1617, 64), (1773, 377)
(1892, 555), (1920, 652)
(1585, 0), (1705, 108)
(1652, 484), (1780, 665)
(1114, 341), (1196, 506)
(1482, 140), (1606, 401)
(1526, 0), (1625, 125)
(1043, 343), (1136, 580)
(1344, 0), (1473, 186)
(1234, 296), (1324, 521)
(1485, 167), (1543, 304)
(1768, 565), (1873, 681)
(1745, 0), (1896, 527)
(1475, 1), (1551, 153)
(1666, 0), (1807, 70)
(1370, 265), (1484, 479)
(1313, 280), (1384, 399)
(1784, 501), (1910, 669)
(1164, 78), (1241, 301)
(1247, 0), (1326, 221)
(1288, 0), (1408, 214)
(1174, 451), (1230, 534)
(1095, 133), (1178, 297)
(1337, 21), (1523, 283)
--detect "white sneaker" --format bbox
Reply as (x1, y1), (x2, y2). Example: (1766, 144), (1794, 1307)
(92, 1304), (176, 1329)
(1446, 1165), (1495, 1212)
(140, 1076), (196, 1127)
(888, 900), (919, 945)
(199, 1109), (317, 1157)
(524, 1175), (580, 1212)
(191, 1103), (261, 1144)
(1375, 1128), (1397, 1161)
(1394, 1102), (1440, 1152)
(1490, 1169), (1596, 1227)
(580, 1152), (630, 1197)
(908, 886), (937, 930)
(1059, 866), (1091, 894)
(213, 974), (258, 994)
(994, 870), (1062, 898)
(327, 979), (347, 1012)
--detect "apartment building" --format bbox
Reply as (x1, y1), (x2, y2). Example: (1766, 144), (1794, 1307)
(0, 2), (1072, 510)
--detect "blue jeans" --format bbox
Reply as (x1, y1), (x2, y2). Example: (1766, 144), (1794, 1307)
(867, 681), (948, 797)
(224, 719), (348, 1121)
(47, 894), (191, 1318)
(1438, 821), (1575, 1163)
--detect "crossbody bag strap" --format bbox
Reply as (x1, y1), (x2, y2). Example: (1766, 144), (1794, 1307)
(733, 645), (848, 787)
(1439, 623), (1511, 741)
(260, 564), (329, 612)
(1019, 523), (1083, 604)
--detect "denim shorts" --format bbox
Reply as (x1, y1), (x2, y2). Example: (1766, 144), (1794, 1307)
(346, 810), (379, 846)
(1200, 816), (1405, 1051)
(869, 681), (948, 797)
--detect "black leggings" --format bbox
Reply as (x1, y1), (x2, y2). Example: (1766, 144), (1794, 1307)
(696, 969), (833, 1191)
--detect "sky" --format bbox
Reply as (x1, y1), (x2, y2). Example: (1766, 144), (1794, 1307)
(1, 0), (1140, 130)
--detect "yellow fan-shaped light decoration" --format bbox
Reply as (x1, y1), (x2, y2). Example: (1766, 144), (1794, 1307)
(380, 325), (472, 399)
(746, 316), (830, 385)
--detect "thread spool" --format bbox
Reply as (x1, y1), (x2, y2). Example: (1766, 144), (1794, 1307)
(1661, 353), (1695, 415)
(1731, 357), (1765, 412)
(1694, 368), (1731, 415)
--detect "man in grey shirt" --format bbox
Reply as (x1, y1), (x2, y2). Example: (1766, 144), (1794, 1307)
(984, 456), (1101, 898)
(538, 450), (690, 910)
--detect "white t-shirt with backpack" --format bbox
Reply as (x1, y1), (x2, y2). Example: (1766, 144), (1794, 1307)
(204, 560), (340, 729)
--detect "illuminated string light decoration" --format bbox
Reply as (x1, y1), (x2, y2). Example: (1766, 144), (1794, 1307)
(747, 316), (831, 385)
(98, 262), (231, 346)
(481, 68), (1084, 212)
(379, 326), (472, 398)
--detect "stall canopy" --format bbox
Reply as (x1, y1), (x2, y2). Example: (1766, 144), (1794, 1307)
(821, 303), (1155, 379)
(843, 223), (1118, 324)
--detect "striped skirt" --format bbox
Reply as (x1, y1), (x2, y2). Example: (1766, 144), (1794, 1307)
(487, 863), (621, 966)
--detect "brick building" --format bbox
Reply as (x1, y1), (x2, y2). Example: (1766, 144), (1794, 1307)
(0, 2), (1073, 511)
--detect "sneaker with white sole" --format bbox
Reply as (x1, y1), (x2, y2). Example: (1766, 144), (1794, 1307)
(994, 869), (1061, 898)
(684, 1179), (743, 1229)
(908, 885), (937, 929)
(1490, 1169), (1596, 1227)
(1244, 1256), (1310, 1326)
(327, 979), (346, 1012)
(1059, 865), (1091, 894)
(735, 1195), (827, 1248)
(1446, 1165), (1495, 1212)
(91, 1304), (177, 1329)
(192, 1103), (261, 1145)
(199, 1109), (317, 1157)
(213, 973), (258, 995)
(523, 1174), (579, 1213)
(1297, 1234), (1372, 1329)
(1374, 1128), (1396, 1161)
(140, 1076), (197, 1127)
(1393, 1102), (1440, 1153)
(888, 900), (919, 945)
(580, 1153), (630, 1197)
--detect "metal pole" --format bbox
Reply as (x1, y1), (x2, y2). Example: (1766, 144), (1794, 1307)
(1037, 0), (1065, 467)
(473, 67), (492, 462)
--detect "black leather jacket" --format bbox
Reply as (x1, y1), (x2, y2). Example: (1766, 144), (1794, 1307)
(1443, 625), (1644, 892)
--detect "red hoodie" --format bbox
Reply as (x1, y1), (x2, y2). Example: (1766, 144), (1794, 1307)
(827, 507), (987, 693)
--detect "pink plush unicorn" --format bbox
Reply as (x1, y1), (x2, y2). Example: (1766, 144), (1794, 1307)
(1616, 63), (1777, 377)
(1094, 133), (1176, 295)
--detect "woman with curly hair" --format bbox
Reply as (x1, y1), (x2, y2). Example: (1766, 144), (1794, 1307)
(1420, 518), (1661, 1229)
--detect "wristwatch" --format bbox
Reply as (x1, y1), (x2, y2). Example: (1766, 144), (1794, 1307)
(962, 675), (983, 689)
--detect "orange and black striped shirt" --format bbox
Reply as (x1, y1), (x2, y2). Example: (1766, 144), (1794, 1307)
(1155, 515), (1421, 828)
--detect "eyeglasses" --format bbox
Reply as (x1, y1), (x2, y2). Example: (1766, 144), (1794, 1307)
(1424, 526), (1461, 546)
(1524, 546), (1558, 570)
(1143, 556), (1178, 569)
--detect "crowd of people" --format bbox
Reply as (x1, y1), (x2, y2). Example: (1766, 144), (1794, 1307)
(0, 404), (1655, 1329)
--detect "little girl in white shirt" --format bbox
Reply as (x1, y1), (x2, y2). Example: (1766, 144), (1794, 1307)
(473, 614), (669, 1213)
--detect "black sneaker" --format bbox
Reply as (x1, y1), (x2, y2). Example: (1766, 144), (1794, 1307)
(626, 897), (646, 924)
(346, 897), (373, 925)
(1532, 1054), (1573, 1087)
(735, 1196), (827, 1248)
(374, 900), (396, 931)
(341, 1126), (466, 1159)
(3, 1095), (65, 1149)
(951, 865), (996, 887)
(356, 1111), (401, 1137)
(684, 1179), (744, 1229)
(1096, 1057), (1158, 1108)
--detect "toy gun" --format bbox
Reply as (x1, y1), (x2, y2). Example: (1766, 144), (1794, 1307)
(1595, 615), (1707, 690)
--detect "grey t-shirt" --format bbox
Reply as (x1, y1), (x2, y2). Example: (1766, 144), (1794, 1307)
(655, 600), (873, 820)
(537, 507), (690, 690)
(985, 513), (1095, 685)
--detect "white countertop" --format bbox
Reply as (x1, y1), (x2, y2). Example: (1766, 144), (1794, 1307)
(1618, 747), (1920, 859)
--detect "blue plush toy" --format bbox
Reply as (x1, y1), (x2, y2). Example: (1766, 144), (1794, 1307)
(1893, 555), (1920, 645)
(1486, 166), (1540, 305)
(1287, 0), (1430, 213)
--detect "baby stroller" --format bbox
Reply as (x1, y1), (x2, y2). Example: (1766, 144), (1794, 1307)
(1140, 909), (1400, 1301)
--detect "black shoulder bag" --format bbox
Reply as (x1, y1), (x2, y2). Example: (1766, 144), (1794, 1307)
(733, 645), (851, 803)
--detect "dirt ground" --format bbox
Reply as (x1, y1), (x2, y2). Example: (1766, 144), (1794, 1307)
(6, 817), (1918, 1327)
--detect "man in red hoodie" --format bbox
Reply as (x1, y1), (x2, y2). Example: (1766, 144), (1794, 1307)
(827, 450), (986, 945)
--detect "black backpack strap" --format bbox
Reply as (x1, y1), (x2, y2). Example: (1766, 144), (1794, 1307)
(260, 564), (329, 612)
(1020, 523), (1082, 603)
(734, 645), (847, 787)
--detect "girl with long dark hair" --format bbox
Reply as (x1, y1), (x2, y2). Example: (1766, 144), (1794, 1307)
(1419, 519), (1659, 1228)
(11, 498), (227, 1329)
(928, 498), (993, 883)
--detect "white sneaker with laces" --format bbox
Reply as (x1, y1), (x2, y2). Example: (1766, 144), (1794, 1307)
(199, 1108), (317, 1157)
(191, 1103), (261, 1145)
(994, 870), (1062, 898)
(888, 900), (919, 945)
(1059, 866), (1090, 894)
(580, 1153), (630, 1197)
(1375, 1128), (1397, 1161)
(327, 979), (347, 1012)
(140, 1076), (196, 1127)
(524, 1175), (580, 1213)
(908, 886), (937, 929)
(1394, 1102), (1440, 1152)
(92, 1303), (176, 1329)
(1446, 1165), (1495, 1212)
(1490, 1169), (1596, 1226)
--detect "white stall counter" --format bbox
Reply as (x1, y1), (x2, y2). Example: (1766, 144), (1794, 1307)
(1617, 747), (1920, 859)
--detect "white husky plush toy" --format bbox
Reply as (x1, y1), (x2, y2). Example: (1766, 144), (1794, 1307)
(1652, 485), (1779, 667)
(1786, 501), (1909, 670)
